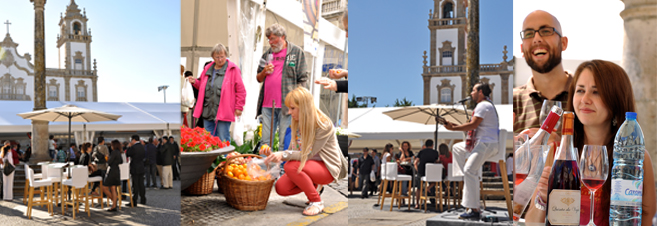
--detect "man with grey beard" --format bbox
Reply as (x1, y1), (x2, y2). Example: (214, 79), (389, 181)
(255, 23), (308, 151)
(513, 10), (572, 136)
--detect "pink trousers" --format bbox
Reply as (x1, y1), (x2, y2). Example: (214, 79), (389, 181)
(275, 160), (334, 202)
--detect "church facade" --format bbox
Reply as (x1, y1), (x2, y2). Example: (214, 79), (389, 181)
(422, 0), (513, 105)
(0, 0), (97, 102)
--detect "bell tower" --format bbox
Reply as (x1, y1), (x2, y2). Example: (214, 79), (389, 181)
(56, 0), (92, 71)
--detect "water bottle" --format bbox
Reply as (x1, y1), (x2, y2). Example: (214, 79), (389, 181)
(610, 112), (644, 225)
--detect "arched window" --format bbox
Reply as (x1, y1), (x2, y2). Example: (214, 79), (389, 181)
(440, 88), (451, 103)
(73, 22), (81, 35)
(443, 2), (454, 19)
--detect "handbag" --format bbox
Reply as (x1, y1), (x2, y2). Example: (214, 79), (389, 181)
(397, 163), (406, 174)
(182, 79), (196, 108)
(3, 158), (14, 176)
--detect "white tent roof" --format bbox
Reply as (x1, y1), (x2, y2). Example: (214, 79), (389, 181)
(347, 105), (513, 152)
(0, 101), (180, 133)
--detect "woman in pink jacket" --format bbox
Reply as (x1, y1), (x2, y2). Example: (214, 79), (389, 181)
(187, 43), (246, 141)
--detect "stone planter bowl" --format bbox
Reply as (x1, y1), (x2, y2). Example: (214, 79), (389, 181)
(180, 145), (235, 191)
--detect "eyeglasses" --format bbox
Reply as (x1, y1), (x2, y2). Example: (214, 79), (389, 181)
(520, 27), (561, 39)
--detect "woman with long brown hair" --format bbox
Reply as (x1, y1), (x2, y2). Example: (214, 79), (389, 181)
(101, 140), (123, 212)
(526, 60), (656, 225)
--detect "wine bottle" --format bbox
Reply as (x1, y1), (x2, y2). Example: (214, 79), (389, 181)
(546, 111), (580, 225)
(512, 105), (563, 221)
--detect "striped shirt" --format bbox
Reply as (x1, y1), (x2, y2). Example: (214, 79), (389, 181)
(513, 72), (573, 133)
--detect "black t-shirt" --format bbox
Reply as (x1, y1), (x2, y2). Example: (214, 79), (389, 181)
(416, 148), (439, 177)
(395, 150), (414, 161)
(358, 155), (374, 174)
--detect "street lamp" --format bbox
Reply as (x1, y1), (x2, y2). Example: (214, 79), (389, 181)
(158, 85), (169, 103)
(355, 96), (377, 107)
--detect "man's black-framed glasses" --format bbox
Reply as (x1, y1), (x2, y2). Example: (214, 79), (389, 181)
(520, 27), (561, 39)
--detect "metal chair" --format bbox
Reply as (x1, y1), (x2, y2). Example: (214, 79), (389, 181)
(419, 163), (444, 212)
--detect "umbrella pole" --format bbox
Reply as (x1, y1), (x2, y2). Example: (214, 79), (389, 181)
(68, 114), (71, 158)
(434, 115), (439, 151)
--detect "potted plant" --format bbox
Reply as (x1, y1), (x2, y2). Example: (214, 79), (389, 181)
(180, 127), (234, 191)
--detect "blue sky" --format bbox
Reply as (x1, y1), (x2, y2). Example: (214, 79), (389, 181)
(349, 0), (513, 107)
(0, 0), (180, 103)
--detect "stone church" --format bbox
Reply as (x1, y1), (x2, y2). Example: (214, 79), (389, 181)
(422, 0), (513, 105)
(0, 0), (97, 102)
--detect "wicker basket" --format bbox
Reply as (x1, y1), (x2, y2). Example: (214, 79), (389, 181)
(221, 154), (275, 211)
(184, 169), (216, 195)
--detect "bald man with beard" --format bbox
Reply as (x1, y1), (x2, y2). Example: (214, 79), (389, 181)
(513, 10), (571, 140)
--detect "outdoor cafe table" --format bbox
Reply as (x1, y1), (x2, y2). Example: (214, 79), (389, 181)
(47, 162), (76, 215)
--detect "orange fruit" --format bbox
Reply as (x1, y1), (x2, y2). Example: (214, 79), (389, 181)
(227, 172), (234, 178)
(238, 174), (245, 180)
(245, 176), (252, 181)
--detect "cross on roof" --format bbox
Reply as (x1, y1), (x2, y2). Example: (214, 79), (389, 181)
(4, 20), (10, 34)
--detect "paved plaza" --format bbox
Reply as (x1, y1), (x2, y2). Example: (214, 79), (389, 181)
(181, 178), (348, 226)
(0, 181), (181, 226)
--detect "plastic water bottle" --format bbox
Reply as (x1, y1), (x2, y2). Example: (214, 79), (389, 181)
(610, 112), (644, 225)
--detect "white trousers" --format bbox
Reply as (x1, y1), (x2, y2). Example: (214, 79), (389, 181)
(452, 141), (498, 209)
(3, 171), (14, 200)
(162, 165), (173, 188)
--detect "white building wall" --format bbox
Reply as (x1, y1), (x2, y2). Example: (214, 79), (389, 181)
(59, 43), (67, 69)
(70, 42), (87, 70)
(69, 78), (92, 101)
(44, 77), (66, 101)
(0, 46), (34, 99)
(435, 28), (459, 65)
(480, 75), (502, 105)
(430, 76), (461, 104)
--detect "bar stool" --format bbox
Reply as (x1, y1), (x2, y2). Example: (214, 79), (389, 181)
(389, 163), (412, 211)
(479, 129), (512, 217)
(117, 163), (133, 209)
(377, 162), (393, 209)
(23, 164), (44, 205)
(445, 163), (463, 209)
(24, 166), (53, 219)
(46, 164), (63, 209)
(87, 175), (104, 208)
(420, 163), (444, 212)
(62, 166), (90, 219)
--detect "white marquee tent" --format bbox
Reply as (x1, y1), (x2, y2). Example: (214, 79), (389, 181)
(0, 101), (180, 135)
(347, 105), (514, 154)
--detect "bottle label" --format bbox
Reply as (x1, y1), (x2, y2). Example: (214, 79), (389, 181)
(547, 189), (581, 225)
(610, 179), (643, 207)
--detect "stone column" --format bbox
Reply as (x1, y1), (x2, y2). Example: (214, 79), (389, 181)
(466, 0), (479, 109)
(30, 0), (49, 162)
(620, 0), (657, 187)
(64, 76), (70, 101)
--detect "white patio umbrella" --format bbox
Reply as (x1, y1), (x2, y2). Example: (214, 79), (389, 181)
(17, 104), (122, 150)
(383, 104), (471, 150)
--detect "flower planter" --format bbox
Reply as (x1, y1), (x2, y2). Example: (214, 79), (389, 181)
(181, 145), (235, 191)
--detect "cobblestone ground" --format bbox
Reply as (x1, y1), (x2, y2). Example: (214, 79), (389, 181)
(181, 178), (348, 225)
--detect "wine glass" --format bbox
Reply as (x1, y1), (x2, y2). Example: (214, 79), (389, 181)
(579, 145), (609, 226)
(539, 100), (562, 132)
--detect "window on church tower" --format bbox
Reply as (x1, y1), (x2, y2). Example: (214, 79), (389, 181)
(442, 51), (453, 58)
(73, 22), (81, 35)
(441, 88), (451, 103)
(443, 2), (454, 19)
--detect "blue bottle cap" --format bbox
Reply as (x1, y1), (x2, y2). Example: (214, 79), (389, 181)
(626, 112), (637, 120)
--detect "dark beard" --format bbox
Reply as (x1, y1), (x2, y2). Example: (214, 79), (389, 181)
(524, 43), (562, 74)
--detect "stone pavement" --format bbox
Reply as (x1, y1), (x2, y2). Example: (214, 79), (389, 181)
(181, 178), (348, 226)
(348, 190), (511, 226)
(0, 180), (181, 225)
